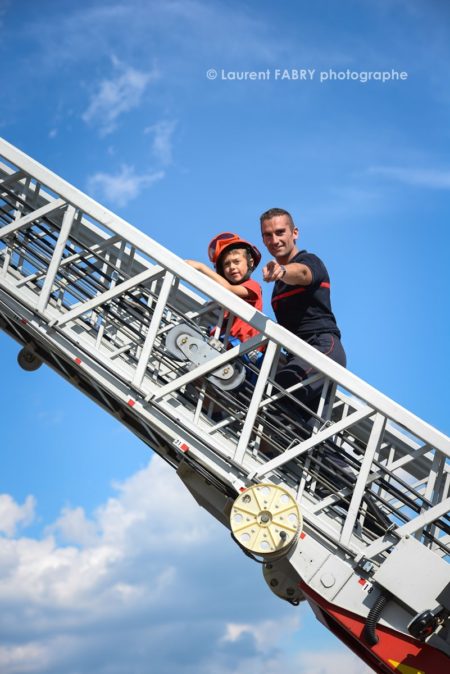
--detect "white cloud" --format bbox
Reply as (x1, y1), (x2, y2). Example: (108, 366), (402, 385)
(145, 120), (177, 165)
(0, 642), (50, 674)
(0, 494), (35, 537)
(222, 615), (300, 652)
(82, 57), (159, 136)
(47, 506), (98, 547)
(22, 1), (282, 70)
(87, 164), (164, 207)
(291, 649), (373, 674)
(0, 458), (364, 674)
(369, 165), (450, 189)
(0, 459), (219, 672)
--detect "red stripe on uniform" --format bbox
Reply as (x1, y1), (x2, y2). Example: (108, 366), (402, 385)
(272, 286), (306, 304)
(272, 282), (330, 305)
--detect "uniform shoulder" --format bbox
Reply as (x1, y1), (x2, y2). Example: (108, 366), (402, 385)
(292, 251), (328, 284)
(294, 250), (323, 263)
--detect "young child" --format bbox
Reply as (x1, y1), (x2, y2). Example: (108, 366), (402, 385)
(186, 232), (263, 345)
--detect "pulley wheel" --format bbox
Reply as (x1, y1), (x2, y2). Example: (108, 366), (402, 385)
(230, 483), (301, 559)
(165, 323), (204, 360)
(17, 346), (43, 372)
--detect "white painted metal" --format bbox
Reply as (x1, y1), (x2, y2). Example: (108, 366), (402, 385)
(0, 198), (66, 238)
(132, 270), (174, 388)
(37, 203), (76, 314)
(234, 339), (277, 463)
(340, 412), (386, 546)
(0, 137), (449, 666)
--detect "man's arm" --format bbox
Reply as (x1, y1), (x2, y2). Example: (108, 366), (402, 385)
(262, 260), (312, 285)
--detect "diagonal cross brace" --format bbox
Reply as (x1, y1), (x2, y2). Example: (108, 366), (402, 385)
(37, 204), (76, 314)
(0, 198), (66, 238)
(52, 265), (164, 327)
(16, 233), (122, 288)
(358, 496), (450, 562)
(132, 271), (174, 388)
(248, 405), (374, 480)
(233, 340), (278, 464)
(339, 412), (386, 546)
(0, 169), (27, 188)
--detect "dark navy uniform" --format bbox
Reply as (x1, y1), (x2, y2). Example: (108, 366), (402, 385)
(271, 250), (346, 421)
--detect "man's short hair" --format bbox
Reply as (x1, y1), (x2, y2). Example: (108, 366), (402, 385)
(259, 208), (295, 231)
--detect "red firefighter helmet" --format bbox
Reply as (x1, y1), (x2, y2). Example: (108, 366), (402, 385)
(207, 232), (262, 273)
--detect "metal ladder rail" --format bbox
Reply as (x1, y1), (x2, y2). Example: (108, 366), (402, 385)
(0, 137), (449, 567)
(0, 148), (446, 556)
(0, 144), (446, 448)
(2, 140), (450, 671)
(2, 226), (446, 568)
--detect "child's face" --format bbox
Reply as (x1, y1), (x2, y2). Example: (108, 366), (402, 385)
(222, 248), (251, 284)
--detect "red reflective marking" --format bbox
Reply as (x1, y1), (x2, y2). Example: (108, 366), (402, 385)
(180, 443), (189, 452)
(20, 318), (28, 325)
(358, 578), (366, 586)
(239, 487), (246, 492)
(272, 286), (306, 304)
(127, 399), (135, 407)
(300, 532), (306, 539)
(74, 357), (81, 365)
(272, 281), (330, 305)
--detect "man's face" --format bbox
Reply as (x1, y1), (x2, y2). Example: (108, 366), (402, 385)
(261, 215), (298, 261)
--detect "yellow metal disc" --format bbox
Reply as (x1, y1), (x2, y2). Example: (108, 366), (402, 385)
(230, 483), (302, 558)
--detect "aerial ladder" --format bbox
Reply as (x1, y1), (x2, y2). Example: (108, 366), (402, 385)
(0, 137), (449, 674)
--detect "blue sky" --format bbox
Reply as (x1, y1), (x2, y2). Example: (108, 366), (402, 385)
(0, 1), (449, 672)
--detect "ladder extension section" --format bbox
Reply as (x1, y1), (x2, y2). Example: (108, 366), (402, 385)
(0, 138), (449, 672)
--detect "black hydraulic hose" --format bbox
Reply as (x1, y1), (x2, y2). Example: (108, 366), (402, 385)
(363, 592), (389, 646)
